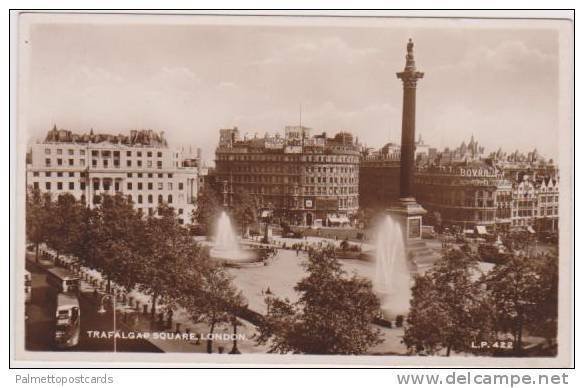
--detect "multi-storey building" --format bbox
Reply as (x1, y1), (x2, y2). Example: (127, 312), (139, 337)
(214, 126), (360, 226)
(359, 135), (560, 234)
(413, 161), (509, 232)
(26, 127), (198, 224)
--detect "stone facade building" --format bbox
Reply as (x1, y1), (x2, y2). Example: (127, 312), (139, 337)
(26, 126), (199, 225)
(214, 126), (360, 226)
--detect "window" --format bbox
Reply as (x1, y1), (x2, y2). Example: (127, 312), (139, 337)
(68, 149), (74, 155)
(69, 182), (74, 190)
(168, 182), (173, 190)
(148, 182), (153, 190)
(80, 150), (85, 156)
(69, 159), (74, 166)
(138, 182), (143, 190)
(137, 151), (142, 157)
(127, 160), (132, 167)
(158, 195), (163, 204)
(157, 161), (162, 169)
(138, 195), (143, 204)
(157, 151), (162, 157)
(57, 172), (63, 177)
(57, 182), (63, 190)
(57, 149), (63, 155)
(93, 181), (100, 191)
(127, 173), (133, 178)
(45, 158), (51, 166)
(147, 161), (153, 168)
(158, 173), (163, 178)
(80, 182), (85, 190)
(69, 172), (74, 177)
(127, 151), (132, 157)
(45, 148), (51, 155)
(46, 182), (51, 190)
(33, 172), (39, 177)
(148, 173), (153, 178)
(137, 160), (142, 167)
(127, 182), (133, 190)
(168, 173), (173, 178)
(103, 159), (109, 168)
(33, 182), (39, 189)
(137, 173), (143, 178)
(80, 159), (85, 167)
(148, 194), (153, 203)
(92, 160), (97, 167)
(167, 194), (173, 203)
(178, 208), (183, 215)
(92, 150), (98, 157)
(179, 182), (184, 190)
(57, 159), (63, 166)
(45, 172), (51, 177)
(127, 194), (132, 203)
(147, 151), (152, 157)
(158, 182), (163, 190)
(114, 182), (120, 191)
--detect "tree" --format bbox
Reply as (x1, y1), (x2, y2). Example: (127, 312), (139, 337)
(404, 249), (492, 356)
(25, 187), (51, 261)
(44, 193), (84, 261)
(231, 188), (259, 237)
(193, 185), (222, 236)
(79, 193), (142, 292)
(180, 259), (245, 353)
(482, 253), (556, 354)
(137, 203), (207, 316)
(530, 253), (559, 350)
(256, 248), (382, 354)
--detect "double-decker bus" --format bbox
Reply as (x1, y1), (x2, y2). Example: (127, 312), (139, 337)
(46, 267), (79, 295)
(54, 293), (80, 348)
(24, 269), (32, 303)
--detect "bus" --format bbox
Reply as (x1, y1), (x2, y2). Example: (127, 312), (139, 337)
(24, 269), (32, 304)
(54, 293), (80, 348)
(46, 267), (80, 295)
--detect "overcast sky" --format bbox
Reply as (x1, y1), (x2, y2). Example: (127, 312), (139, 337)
(24, 18), (559, 162)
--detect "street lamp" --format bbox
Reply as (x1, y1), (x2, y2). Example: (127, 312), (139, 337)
(262, 287), (274, 315)
(97, 294), (117, 352)
(228, 315), (241, 354)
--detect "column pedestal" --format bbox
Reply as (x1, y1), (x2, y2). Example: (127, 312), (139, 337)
(387, 197), (440, 274)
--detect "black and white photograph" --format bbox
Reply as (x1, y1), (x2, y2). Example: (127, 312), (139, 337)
(11, 11), (573, 368)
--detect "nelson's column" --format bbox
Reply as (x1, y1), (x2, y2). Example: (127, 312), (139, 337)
(389, 39), (428, 255)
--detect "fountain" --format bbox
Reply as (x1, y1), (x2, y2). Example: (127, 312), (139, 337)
(373, 215), (413, 320)
(209, 211), (255, 265)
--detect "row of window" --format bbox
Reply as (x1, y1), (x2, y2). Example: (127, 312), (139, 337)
(33, 181), (184, 192)
(33, 171), (181, 179)
(217, 153), (359, 164)
(44, 148), (166, 158)
(44, 158), (166, 169)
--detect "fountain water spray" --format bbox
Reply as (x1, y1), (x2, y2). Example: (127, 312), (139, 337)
(374, 215), (412, 319)
(210, 211), (254, 263)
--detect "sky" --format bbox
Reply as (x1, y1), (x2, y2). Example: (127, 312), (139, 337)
(24, 17), (560, 162)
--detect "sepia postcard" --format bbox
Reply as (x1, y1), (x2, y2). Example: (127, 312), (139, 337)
(11, 11), (574, 367)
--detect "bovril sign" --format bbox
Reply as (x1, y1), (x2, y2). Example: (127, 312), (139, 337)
(458, 168), (498, 178)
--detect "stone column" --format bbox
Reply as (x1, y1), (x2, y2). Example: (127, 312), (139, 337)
(389, 38), (426, 242)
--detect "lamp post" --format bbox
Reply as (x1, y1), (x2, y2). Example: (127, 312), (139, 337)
(263, 287), (273, 315)
(228, 315), (241, 354)
(98, 294), (117, 352)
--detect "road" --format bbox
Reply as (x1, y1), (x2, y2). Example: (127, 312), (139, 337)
(25, 257), (162, 353)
